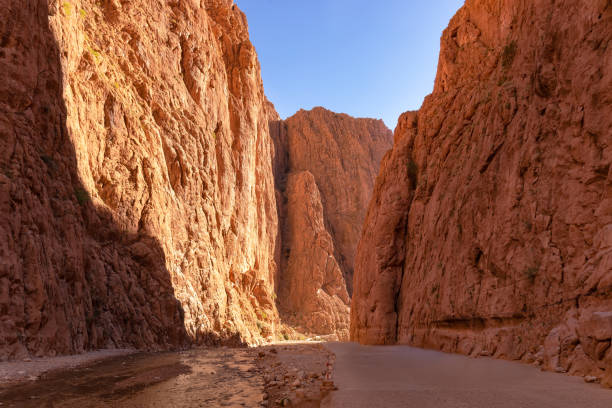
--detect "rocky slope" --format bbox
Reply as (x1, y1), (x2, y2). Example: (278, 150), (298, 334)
(272, 108), (392, 339)
(352, 0), (612, 385)
(0, 0), (282, 359)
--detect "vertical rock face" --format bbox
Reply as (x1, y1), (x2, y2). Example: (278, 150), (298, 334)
(273, 107), (392, 339)
(352, 0), (612, 384)
(0, 0), (281, 359)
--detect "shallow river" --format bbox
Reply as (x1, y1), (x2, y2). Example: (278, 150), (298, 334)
(0, 348), (263, 407)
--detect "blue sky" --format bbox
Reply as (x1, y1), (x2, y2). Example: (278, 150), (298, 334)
(234, 0), (464, 130)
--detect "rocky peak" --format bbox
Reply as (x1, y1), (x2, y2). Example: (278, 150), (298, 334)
(274, 107), (392, 339)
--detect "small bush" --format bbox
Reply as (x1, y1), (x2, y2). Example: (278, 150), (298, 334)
(524, 266), (538, 283)
(74, 187), (90, 205)
(282, 332), (289, 341)
(502, 41), (517, 69)
(40, 155), (57, 170)
(407, 158), (418, 187)
(88, 47), (101, 64)
(62, 2), (72, 16)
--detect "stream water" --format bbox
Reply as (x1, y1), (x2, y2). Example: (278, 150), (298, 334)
(0, 348), (263, 407)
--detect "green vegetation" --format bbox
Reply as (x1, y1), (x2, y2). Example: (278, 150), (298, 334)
(63, 2), (72, 16)
(88, 47), (102, 63)
(74, 187), (90, 205)
(40, 155), (56, 170)
(79, 9), (87, 18)
(282, 332), (289, 341)
(407, 158), (418, 187)
(502, 41), (517, 69)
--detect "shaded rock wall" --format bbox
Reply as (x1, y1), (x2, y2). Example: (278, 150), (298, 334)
(352, 0), (612, 385)
(0, 0), (281, 359)
(273, 107), (392, 339)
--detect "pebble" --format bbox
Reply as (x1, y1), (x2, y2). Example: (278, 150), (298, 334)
(584, 376), (599, 383)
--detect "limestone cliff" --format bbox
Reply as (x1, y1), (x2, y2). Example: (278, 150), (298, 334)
(273, 108), (392, 339)
(352, 0), (612, 385)
(0, 0), (281, 359)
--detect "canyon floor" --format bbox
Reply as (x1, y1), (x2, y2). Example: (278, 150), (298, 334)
(322, 343), (612, 407)
(2, 343), (612, 407)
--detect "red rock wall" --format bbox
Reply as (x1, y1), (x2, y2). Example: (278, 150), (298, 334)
(352, 0), (612, 385)
(274, 108), (392, 339)
(0, 0), (281, 359)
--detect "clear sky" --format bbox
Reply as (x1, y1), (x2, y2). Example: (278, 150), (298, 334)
(234, 0), (464, 130)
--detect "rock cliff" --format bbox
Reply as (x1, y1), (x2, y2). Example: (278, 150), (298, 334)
(352, 0), (612, 385)
(0, 0), (281, 359)
(273, 108), (392, 339)
(0, 0), (392, 359)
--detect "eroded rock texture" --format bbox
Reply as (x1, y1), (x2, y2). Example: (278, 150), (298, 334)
(272, 108), (392, 340)
(352, 0), (612, 385)
(0, 0), (281, 359)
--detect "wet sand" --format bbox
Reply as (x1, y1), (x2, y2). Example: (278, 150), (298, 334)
(322, 342), (612, 408)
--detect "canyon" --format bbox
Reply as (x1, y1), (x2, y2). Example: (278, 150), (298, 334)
(0, 0), (388, 359)
(351, 0), (612, 387)
(0, 0), (611, 403)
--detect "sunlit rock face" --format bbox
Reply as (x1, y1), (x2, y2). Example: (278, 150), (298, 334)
(352, 0), (612, 385)
(0, 0), (282, 359)
(272, 107), (392, 340)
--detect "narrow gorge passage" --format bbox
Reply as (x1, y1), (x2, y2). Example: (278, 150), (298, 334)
(1, 0), (611, 406)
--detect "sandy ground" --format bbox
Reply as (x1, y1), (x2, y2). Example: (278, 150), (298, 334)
(0, 349), (135, 385)
(321, 342), (612, 408)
